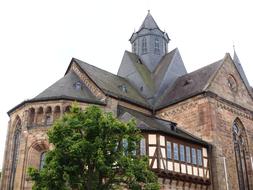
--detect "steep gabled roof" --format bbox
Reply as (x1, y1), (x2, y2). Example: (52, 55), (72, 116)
(155, 59), (223, 109)
(126, 51), (155, 91)
(153, 48), (187, 99)
(32, 70), (103, 104)
(73, 58), (151, 108)
(118, 106), (209, 146)
(153, 48), (178, 84)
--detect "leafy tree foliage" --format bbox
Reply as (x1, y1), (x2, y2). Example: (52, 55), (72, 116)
(28, 105), (159, 190)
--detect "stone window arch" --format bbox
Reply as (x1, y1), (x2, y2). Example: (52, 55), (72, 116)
(9, 117), (21, 190)
(45, 106), (52, 125)
(232, 118), (250, 190)
(36, 107), (44, 125)
(27, 140), (49, 170)
(28, 108), (35, 127)
(53, 106), (61, 121)
(142, 37), (147, 54)
(64, 105), (71, 113)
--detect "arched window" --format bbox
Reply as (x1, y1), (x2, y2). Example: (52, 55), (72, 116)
(9, 119), (21, 190)
(28, 108), (35, 127)
(53, 106), (61, 121)
(36, 107), (44, 125)
(45, 107), (52, 125)
(142, 37), (147, 54)
(232, 120), (250, 190)
(154, 38), (159, 54)
(39, 152), (46, 170)
(65, 105), (71, 113)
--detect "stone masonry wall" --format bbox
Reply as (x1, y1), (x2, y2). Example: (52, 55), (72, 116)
(157, 95), (253, 190)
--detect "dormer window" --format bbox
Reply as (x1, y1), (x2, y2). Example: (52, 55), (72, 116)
(118, 84), (127, 93)
(142, 37), (147, 54)
(154, 38), (159, 54)
(74, 81), (82, 90)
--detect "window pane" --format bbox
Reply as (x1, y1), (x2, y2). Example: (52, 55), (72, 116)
(192, 148), (197, 165)
(186, 146), (191, 163)
(197, 149), (202, 166)
(123, 139), (128, 155)
(167, 141), (172, 159)
(40, 152), (46, 169)
(180, 145), (185, 162)
(140, 138), (146, 156)
(173, 143), (179, 161)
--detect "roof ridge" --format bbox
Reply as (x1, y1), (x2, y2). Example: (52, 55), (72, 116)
(73, 58), (127, 81)
(153, 48), (178, 74)
(185, 58), (223, 77)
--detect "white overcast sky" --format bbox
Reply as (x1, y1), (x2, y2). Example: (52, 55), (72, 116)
(0, 0), (253, 169)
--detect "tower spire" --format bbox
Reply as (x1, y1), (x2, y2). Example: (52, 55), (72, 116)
(129, 12), (170, 72)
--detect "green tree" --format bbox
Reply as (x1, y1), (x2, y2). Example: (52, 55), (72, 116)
(28, 105), (159, 190)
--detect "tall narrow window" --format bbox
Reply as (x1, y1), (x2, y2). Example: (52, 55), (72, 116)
(186, 146), (191, 163)
(122, 139), (128, 155)
(167, 141), (172, 159)
(180, 145), (185, 162)
(173, 143), (179, 161)
(154, 38), (159, 54)
(133, 42), (137, 53)
(197, 149), (202, 166)
(140, 138), (146, 156)
(142, 37), (147, 54)
(233, 121), (250, 190)
(40, 152), (46, 169)
(9, 121), (21, 190)
(191, 148), (197, 165)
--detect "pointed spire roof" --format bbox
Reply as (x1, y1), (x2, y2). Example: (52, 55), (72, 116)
(138, 10), (160, 31)
(233, 48), (252, 96)
(233, 47), (241, 66)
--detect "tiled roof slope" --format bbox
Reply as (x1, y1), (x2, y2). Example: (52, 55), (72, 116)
(33, 70), (103, 104)
(73, 58), (150, 108)
(155, 59), (223, 109)
(118, 106), (209, 146)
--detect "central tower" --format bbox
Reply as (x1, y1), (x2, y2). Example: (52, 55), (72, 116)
(129, 11), (170, 72)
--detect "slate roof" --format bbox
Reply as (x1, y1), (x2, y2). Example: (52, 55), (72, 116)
(155, 59), (223, 109)
(138, 11), (160, 31)
(124, 51), (155, 93)
(73, 58), (150, 108)
(233, 50), (253, 98)
(32, 70), (103, 104)
(118, 106), (209, 146)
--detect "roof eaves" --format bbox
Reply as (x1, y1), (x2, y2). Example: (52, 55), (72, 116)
(155, 91), (204, 111)
(7, 96), (106, 116)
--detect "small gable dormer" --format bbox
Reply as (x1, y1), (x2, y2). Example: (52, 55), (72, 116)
(129, 11), (170, 72)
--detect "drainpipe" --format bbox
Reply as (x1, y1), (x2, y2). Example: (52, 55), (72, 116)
(223, 157), (229, 190)
(251, 155), (253, 170)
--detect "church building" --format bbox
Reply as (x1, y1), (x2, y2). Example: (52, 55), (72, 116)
(1, 12), (253, 190)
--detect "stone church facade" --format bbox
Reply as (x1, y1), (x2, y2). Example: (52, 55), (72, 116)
(1, 12), (253, 190)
